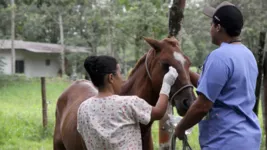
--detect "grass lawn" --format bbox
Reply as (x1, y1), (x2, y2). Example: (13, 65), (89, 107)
(0, 75), (265, 150)
(0, 76), (70, 150)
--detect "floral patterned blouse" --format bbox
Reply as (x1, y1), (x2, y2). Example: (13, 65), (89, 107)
(77, 95), (152, 150)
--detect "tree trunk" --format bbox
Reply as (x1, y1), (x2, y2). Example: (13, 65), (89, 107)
(108, 0), (114, 57)
(122, 44), (127, 76)
(159, 0), (186, 149)
(59, 14), (65, 76)
(254, 32), (266, 115)
(11, 0), (15, 74)
(135, 36), (141, 62)
(262, 1), (267, 148)
(263, 50), (267, 150)
(168, 0), (185, 38)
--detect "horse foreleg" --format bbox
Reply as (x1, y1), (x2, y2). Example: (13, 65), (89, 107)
(159, 105), (172, 150)
(149, 132), (154, 150)
(159, 120), (170, 150)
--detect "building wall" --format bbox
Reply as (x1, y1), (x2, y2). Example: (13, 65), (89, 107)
(0, 49), (60, 77)
(1, 49), (12, 74)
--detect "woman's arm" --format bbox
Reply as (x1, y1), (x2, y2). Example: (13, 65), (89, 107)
(150, 94), (169, 121)
(150, 67), (178, 121)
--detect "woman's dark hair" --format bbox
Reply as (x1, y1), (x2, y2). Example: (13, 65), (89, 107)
(84, 55), (118, 88)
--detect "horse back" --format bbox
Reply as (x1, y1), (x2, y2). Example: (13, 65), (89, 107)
(54, 80), (97, 150)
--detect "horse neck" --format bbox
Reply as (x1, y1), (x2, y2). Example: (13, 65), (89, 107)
(120, 55), (158, 106)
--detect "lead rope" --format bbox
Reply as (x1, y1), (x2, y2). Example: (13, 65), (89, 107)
(183, 135), (192, 150)
(171, 133), (192, 150)
(170, 106), (192, 150)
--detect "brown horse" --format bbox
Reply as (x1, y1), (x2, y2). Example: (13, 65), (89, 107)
(53, 37), (196, 150)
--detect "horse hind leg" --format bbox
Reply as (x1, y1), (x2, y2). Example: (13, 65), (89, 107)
(53, 137), (65, 150)
(53, 111), (66, 150)
(53, 123), (66, 150)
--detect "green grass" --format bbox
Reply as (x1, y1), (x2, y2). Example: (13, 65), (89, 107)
(0, 75), (265, 150)
(0, 75), (70, 150)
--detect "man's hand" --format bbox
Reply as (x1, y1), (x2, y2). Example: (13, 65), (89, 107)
(175, 124), (186, 140)
(174, 94), (213, 140)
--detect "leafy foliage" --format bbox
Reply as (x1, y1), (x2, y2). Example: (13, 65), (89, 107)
(0, 0), (266, 75)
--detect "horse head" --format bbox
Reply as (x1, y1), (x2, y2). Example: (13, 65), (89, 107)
(143, 37), (196, 116)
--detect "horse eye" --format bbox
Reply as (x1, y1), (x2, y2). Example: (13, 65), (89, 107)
(161, 63), (169, 72)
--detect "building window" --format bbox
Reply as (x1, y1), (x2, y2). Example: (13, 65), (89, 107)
(15, 60), (24, 73)
(45, 59), (50, 66)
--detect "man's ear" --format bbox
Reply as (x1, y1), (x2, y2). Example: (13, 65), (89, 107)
(216, 24), (222, 32)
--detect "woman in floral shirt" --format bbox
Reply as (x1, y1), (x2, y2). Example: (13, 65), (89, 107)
(77, 55), (178, 150)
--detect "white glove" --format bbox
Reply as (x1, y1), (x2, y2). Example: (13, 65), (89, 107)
(160, 66), (178, 97)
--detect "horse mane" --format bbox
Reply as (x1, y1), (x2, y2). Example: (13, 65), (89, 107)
(128, 49), (157, 78)
(127, 49), (191, 79)
(183, 54), (192, 66)
(128, 53), (147, 78)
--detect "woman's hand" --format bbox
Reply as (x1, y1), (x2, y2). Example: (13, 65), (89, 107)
(160, 66), (178, 97)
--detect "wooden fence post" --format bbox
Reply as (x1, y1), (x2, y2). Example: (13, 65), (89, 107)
(41, 77), (48, 129)
(254, 32), (266, 116)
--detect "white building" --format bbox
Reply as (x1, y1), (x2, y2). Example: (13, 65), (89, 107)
(0, 40), (89, 77)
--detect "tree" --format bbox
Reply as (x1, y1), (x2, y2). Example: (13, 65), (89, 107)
(181, 0), (267, 66)
(182, 1), (212, 66)
(204, 0), (267, 53)
(1, 0), (265, 77)
(116, 1), (169, 62)
(10, 0), (15, 74)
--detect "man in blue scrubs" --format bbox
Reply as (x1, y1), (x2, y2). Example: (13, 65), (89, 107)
(174, 1), (262, 149)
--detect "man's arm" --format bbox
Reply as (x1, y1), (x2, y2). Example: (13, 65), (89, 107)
(189, 70), (200, 88)
(175, 94), (213, 133)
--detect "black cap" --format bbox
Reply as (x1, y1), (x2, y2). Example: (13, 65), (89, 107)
(203, 1), (244, 36)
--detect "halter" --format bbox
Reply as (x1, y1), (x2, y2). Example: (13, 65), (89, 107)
(170, 84), (194, 105)
(145, 49), (193, 103)
(144, 49), (193, 150)
(145, 50), (153, 80)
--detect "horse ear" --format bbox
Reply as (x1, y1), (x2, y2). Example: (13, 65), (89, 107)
(143, 37), (161, 52)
